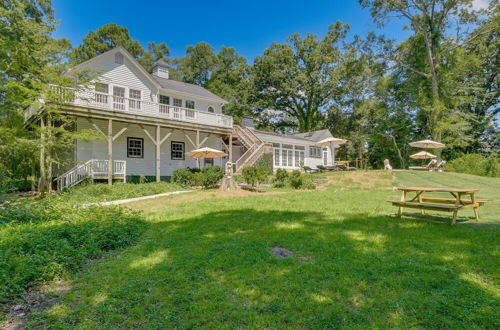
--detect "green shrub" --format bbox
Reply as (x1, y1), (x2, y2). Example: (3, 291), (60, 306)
(254, 153), (273, 175)
(288, 170), (304, 189)
(0, 178), (32, 193)
(172, 168), (195, 187)
(272, 168), (289, 188)
(0, 203), (145, 302)
(275, 170), (316, 190)
(197, 166), (224, 189)
(446, 153), (500, 177)
(242, 166), (268, 188)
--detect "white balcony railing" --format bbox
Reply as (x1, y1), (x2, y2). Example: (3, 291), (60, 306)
(48, 85), (233, 129)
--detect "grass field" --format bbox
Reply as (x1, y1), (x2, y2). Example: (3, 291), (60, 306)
(10, 171), (500, 328)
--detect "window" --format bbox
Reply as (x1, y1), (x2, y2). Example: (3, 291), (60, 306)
(115, 52), (124, 64)
(129, 89), (141, 110)
(95, 82), (108, 93)
(173, 98), (182, 107)
(185, 100), (195, 109)
(129, 89), (141, 100)
(113, 86), (125, 110)
(274, 148), (280, 166)
(204, 158), (214, 167)
(287, 150), (293, 167)
(171, 141), (184, 160)
(208, 106), (214, 113)
(94, 83), (108, 104)
(127, 137), (143, 158)
(159, 95), (170, 105)
(309, 146), (321, 158)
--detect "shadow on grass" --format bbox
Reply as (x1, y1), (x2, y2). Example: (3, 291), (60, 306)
(31, 208), (499, 329)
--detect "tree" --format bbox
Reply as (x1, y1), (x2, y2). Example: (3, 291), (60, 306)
(71, 23), (170, 71)
(175, 43), (254, 122)
(252, 22), (349, 132)
(358, 0), (482, 143)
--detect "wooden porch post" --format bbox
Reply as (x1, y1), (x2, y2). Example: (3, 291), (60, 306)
(229, 134), (233, 163)
(107, 119), (113, 185)
(196, 130), (200, 168)
(156, 125), (161, 182)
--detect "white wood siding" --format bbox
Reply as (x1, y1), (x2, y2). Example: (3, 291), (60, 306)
(76, 118), (225, 177)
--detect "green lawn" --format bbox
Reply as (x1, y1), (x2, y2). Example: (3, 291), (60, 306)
(22, 171), (500, 328)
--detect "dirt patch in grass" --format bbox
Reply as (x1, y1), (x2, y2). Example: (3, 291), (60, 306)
(2, 279), (72, 330)
(271, 246), (293, 258)
(324, 171), (394, 189)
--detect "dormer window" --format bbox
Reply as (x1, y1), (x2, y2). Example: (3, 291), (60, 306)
(208, 106), (214, 113)
(152, 60), (170, 79)
(115, 52), (124, 64)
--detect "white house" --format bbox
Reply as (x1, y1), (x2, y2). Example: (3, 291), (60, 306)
(26, 47), (338, 189)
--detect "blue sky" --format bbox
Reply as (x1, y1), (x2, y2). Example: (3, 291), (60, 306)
(52, 0), (412, 61)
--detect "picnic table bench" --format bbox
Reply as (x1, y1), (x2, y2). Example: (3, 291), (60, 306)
(388, 187), (488, 225)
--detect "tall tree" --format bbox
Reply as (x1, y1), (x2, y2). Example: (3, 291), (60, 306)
(175, 42), (218, 85)
(358, 0), (481, 142)
(174, 43), (254, 121)
(252, 22), (349, 132)
(71, 23), (170, 71)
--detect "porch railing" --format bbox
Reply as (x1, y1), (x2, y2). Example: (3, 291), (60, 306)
(56, 159), (126, 190)
(48, 85), (233, 129)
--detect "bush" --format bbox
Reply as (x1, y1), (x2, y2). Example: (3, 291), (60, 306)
(272, 169), (289, 188)
(273, 169), (316, 190)
(0, 203), (145, 302)
(242, 166), (268, 188)
(446, 153), (500, 177)
(196, 166), (224, 189)
(0, 178), (33, 193)
(172, 168), (196, 187)
(254, 153), (273, 175)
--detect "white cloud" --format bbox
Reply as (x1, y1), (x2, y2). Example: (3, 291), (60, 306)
(471, 0), (490, 10)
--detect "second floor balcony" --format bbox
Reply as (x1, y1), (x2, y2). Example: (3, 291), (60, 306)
(46, 85), (233, 129)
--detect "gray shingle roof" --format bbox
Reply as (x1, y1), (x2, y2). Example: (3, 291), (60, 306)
(152, 75), (227, 104)
(292, 129), (333, 142)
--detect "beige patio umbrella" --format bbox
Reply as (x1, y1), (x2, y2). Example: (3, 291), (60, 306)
(410, 151), (437, 160)
(409, 139), (446, 149)
(185, 147), (227, 168)
(314, 137), (347, 166)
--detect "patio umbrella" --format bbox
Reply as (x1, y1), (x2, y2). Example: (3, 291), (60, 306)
(410, 151), (437, 160)
(314, 137), (347, 166)
(409, 139), (446, 149)
(185, 147), (227, 168)
(185, 147), (227, 159)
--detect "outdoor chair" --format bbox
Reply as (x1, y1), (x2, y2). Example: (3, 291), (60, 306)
(317, 165), (327, 172)
(302, 166), (318, 173)
(409, 159), (438, 171)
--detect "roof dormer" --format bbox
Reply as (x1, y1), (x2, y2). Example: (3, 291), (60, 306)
(152, 59), (169, 79)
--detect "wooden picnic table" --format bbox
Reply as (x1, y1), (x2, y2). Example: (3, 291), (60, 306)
(388, 187), (487, 225)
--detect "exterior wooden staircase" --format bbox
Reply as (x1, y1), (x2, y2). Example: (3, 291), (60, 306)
(233, 125), (272, 173)
(56, 159), (126, 190)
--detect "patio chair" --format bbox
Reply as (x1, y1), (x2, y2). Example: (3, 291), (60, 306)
(302, 166), (318, 173)
(409, 159), (438, 171)
(317, 165), (327, 172)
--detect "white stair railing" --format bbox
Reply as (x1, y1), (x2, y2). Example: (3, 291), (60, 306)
(56, 159), (127, 190)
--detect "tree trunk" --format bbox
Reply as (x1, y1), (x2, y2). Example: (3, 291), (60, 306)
(39, 116), (46, 197)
